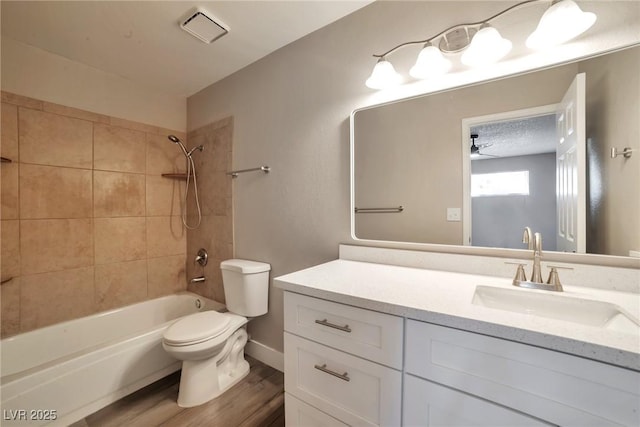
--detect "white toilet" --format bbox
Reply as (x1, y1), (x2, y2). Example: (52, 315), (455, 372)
(162, 259), (270, 407)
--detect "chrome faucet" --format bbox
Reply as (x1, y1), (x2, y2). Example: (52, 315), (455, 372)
(512, 229), (565, 292)
(519, 227), (542, 283)
(531, 232), (543, 283)
(522, 227), (533, 250)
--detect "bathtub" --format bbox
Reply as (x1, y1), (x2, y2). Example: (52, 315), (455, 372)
(0, 292), (224, 426)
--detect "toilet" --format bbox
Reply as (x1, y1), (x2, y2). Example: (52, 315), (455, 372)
(162, 259), (270, 407)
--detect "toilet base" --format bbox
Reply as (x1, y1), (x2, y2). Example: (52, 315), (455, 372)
(176, 328), (250, 408)
(177, 358), (250, 407)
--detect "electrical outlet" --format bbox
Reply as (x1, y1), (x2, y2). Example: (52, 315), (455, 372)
(447, 208), (461, 222)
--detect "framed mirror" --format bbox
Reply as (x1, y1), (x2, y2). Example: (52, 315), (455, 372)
(351, 45), (639, 262)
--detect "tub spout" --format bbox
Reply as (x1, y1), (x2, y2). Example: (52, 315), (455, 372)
(190, 276), (206, 284)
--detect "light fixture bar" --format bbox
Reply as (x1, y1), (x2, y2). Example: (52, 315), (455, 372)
(372, 0), (540, 59)
(366, 0), (597, 89)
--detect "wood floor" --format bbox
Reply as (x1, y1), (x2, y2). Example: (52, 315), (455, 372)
(72, 357), (284, 427)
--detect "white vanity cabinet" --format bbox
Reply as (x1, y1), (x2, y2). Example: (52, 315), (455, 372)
(283, 292), (403, 426)
(405, 320), (640, 427)
(276, 255), (640, 427)
(282, 291), (640, 427)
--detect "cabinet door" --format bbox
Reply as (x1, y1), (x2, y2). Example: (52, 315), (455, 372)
(284, 332), (402, 427)
(404, 375), (554, 427)
(285, 393), (349, 427)
(406, 320), (640, 427)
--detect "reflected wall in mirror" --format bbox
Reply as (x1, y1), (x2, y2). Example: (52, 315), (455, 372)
(353, 45), (639, 258)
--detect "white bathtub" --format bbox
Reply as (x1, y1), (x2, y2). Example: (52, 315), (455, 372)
(0, 292), (224, 426)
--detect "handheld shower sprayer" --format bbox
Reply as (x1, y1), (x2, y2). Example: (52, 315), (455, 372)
(168, 135), (202, 229)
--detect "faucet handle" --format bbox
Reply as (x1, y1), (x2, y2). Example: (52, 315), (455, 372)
(195, 248), (208, 266)
(513, 264), (527, 286)
(546, 268), (563, 291)
(505, 262), (528, 285)
(545, 265), (572, 292)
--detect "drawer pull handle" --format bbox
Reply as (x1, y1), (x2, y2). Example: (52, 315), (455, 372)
(314, 364), (350, 382)
(315, 319), (352, 333)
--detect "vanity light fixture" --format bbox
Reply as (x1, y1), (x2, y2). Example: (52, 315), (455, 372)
(366, 57), (403, 90)
(366, 0), (597, 89)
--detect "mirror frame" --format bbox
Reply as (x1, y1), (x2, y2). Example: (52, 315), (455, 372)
(350, 46), (640, 269)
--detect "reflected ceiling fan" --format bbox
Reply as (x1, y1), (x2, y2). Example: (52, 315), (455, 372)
(470, 133), (499, 158)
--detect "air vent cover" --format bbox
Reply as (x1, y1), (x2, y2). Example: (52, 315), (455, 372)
(180, 8), (229, 44)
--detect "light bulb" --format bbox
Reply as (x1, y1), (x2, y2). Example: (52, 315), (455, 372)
(365, 57), (402, 89)
(409, 44), (452, 79)
(461, 26), (512, 67)
(526, 0), (596, 50)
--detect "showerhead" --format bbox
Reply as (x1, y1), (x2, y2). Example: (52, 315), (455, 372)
(168, 135), (203, 158)
(168, 134), (189, 157)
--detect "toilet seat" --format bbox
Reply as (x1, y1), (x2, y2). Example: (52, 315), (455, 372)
(164, 311), (231, 346)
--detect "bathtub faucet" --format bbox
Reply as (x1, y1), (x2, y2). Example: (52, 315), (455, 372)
(190, 276), (206, 284)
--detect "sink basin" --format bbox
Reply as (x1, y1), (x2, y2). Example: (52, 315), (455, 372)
(472, 285), (639, 333)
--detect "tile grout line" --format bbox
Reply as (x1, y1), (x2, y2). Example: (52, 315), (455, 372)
(17, 103), (23, 334)
(92, 121), (98, 314)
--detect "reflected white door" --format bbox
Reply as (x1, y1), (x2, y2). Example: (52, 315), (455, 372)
(556, 73), (586, 253)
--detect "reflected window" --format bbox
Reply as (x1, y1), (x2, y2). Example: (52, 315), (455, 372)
(471, 171), (530, 197)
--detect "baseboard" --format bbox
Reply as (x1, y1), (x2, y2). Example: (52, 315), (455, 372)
(245, 339), (284, 372)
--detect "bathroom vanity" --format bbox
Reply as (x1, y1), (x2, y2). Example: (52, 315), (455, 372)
(275, 245), (640, 427)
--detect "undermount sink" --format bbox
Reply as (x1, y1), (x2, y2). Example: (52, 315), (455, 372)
(472, 285), (640, 333)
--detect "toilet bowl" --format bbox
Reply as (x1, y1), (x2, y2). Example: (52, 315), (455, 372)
(162, 259), (270, 407)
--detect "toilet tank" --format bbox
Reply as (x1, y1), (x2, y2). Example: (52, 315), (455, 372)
(220, 259), (271, 317)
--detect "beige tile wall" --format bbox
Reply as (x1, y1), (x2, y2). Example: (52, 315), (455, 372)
(0, 91), (189, 337)
(186, 117), (234, 303)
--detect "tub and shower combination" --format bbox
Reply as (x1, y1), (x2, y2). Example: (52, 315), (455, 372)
(1, 292), (223, 426)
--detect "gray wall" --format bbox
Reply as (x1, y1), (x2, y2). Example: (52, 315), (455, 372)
(471, 153), (557, 250)
(581, 47), (640, 256)
(187, 2), (640, 353)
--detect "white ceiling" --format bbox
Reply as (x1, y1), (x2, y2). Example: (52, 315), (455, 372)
(0, 1), (372, 97)
(471, 114), (557, 160)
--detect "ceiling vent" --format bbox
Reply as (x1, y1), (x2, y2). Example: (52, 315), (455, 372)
(180, 8), (229, 44)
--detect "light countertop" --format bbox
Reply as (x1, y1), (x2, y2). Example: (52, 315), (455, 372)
(275, 259), (640, 371)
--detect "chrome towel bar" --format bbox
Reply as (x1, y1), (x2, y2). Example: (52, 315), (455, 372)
(354, 206), (404, 213)
(226, 166), (270, 178)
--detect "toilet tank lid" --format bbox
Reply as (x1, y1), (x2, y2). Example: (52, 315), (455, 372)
(220, 259), (271, 274)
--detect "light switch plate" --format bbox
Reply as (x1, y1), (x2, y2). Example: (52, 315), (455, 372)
(447, 207), (461, 222)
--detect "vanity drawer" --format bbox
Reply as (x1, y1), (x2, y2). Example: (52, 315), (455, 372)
(284, 291), (403, 368)
(406, 320), (640, 427)
(285, 393), (349, 427)
(284, 332), (402, 427)
(404, 374), (553, 427)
